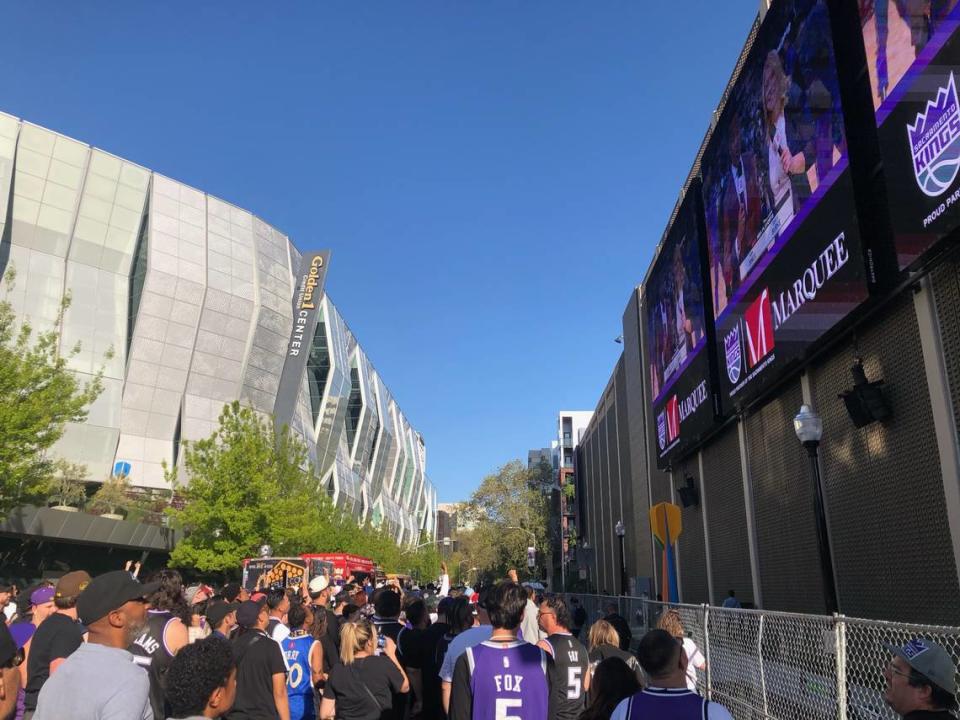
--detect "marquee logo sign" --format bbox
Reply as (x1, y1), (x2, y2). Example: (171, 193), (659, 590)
(724, 324), (742, 385)
(909, 72), (960, 197)
(744, 288), (775, 369)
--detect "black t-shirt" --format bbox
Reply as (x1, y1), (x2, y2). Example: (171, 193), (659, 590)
(397, 627), (426, 669)
(323, 655), (405, 720)
(373, 616), (404, 644)
(588, 644), (645, 685)
(228, 629), (287, 720)
(419, 622), (450, 719)
(25, 613), (85, 710)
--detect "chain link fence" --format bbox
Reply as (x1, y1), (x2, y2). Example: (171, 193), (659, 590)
(571, 595), (960, 720)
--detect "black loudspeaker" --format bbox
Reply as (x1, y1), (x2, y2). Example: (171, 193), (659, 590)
(676, 476), (700, 508)
(838, 362), (892, 429)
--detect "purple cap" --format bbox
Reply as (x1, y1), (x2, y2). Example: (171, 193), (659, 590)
(9, 622), (35, 649)
(31, 587), (55, 605)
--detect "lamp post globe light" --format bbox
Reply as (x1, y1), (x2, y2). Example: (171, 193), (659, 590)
(615, 520), (627, 596)
(793, 405), (839, 615)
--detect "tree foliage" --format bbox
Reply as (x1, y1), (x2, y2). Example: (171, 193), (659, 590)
(0, 275), (104, 517)
(166, 401), (440, 579)
(461, 459), (552, 582)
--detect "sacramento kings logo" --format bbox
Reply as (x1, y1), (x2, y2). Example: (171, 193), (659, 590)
(656, 410), (666, 451)
(725, 324), (742, 385)
(908, 72), (960, 197)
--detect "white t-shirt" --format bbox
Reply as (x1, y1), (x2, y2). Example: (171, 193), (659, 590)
(439, 625), (493, 682)
(269, 618), (290, 644)
(439, 574), (450, 598)
(682, 637), (706, 691)
(611, 688), (734, 720)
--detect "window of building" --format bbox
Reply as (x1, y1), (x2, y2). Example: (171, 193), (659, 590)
(307, 315), (330, 425)
(126, 197), (149, 358)
(344, 364), (363, 454)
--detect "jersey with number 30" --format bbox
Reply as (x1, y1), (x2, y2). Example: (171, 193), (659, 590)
(459, 640), (549, 720)
(283, 633), (316, 720)
(544, 632), (588, 720)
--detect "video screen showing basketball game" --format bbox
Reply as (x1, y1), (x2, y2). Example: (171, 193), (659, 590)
(701, 0), (849, 320)
(859, 1), (960, 268)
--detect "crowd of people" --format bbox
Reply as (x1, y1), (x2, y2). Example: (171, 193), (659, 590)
(0, 566), (956, 720)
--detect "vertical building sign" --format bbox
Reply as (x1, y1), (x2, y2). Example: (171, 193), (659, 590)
(274, 250), (331, 430)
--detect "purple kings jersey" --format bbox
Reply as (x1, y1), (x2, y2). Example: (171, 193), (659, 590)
(466, 640), (549, 720)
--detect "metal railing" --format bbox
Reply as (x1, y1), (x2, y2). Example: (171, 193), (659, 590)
(572, 595), (960, 720)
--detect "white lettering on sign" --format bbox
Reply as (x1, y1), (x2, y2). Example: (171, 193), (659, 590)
(678, 380), (708, 422)
(771, 232), (849, 329)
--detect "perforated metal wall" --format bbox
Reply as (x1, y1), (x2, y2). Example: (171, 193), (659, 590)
(701, 424), (754, 607)
(746, 380), (829, 614)
(932, 255), (960, 446)
(676, 463), (709, 604)
(811, 290), (960, 625)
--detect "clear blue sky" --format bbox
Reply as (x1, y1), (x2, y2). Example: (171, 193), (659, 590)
(2, 2), (757, 502)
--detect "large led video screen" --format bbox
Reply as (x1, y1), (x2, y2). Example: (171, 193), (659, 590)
(701, 0), (870, 406)
(859, 1), (960, 268)
(644, 182), (717, 468)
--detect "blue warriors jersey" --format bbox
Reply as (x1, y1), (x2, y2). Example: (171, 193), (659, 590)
(466, 640), (549, 720)
(284, 633), (316, 720)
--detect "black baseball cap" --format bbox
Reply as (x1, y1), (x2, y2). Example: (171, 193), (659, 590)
(76, 571), (159, 626)
(206, 601), (240, 628)
(235, 598), (267, 628)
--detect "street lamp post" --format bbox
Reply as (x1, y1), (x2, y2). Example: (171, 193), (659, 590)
(615, 520), (626, 596)
(794, 404), (839, 615)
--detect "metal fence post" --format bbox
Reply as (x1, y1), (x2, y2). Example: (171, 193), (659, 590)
(836, 614), (847, 720)
(702, 603), (712, 700)
(759, 612), (768, 719)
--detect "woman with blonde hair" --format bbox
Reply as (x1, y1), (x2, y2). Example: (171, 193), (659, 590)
(586, 619), (644, 685)
(763, 49), (809, 216)
(319, 617), (409, 720)
(656, 609), (706, 691)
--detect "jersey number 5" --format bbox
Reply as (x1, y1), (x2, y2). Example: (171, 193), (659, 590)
(567, 667), (582, 699)
(495, 698), (522, 720)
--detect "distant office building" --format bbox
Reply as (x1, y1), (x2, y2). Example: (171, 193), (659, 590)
(0, 113), (435, 545)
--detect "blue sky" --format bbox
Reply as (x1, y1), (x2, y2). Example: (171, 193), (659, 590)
(2, 2), (757, 502)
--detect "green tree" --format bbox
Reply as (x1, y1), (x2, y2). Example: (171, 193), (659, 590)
(48, 459), (89, 509)
(463, 459), (552, 581)
(0, 272), (104, 517)
(166, 401), (339, 573)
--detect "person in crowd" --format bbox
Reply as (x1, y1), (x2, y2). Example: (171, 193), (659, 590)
(27, 588), (55, 630)
(0, 584), (16, 625)
(34, 570), (158, 720)
(519, 585), (542, 644)
(282, 603), (318, 720)
(721, 590), (741, 609)
(166, 635), (237, 720)
(603, 603), (632, 651)
(306, 602), (328, 691)
(266, 588), (291, 644)
(0, 621), (23, 720)
(883, 638), (958, 719)
(228, 599), (290, 720)
(371, 587), (404, 645)
(578, 657), (642, 720)
(307, 577), (339, 660)
(130, 568), (190, 720)
(657, 609), (705, 692)
(537, 595), (589, 719)
(440, 589), (494, 714)
(587, 620), (643, 685)
(449, 581), (550, 720)
(23, 570), (89, 718)
(610, 629), (734, 720)
(9, 622), (34, 720)
(207, 601), (240, 641)
(438, 564), (450, 598)
(419, 596), (452, 719)
(397, 598), (429, 718)
(570, 597), (587, 640)
(221, 583), (248, 605)
(189, 600), (212, 644)
(319, 618), (408, 720)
